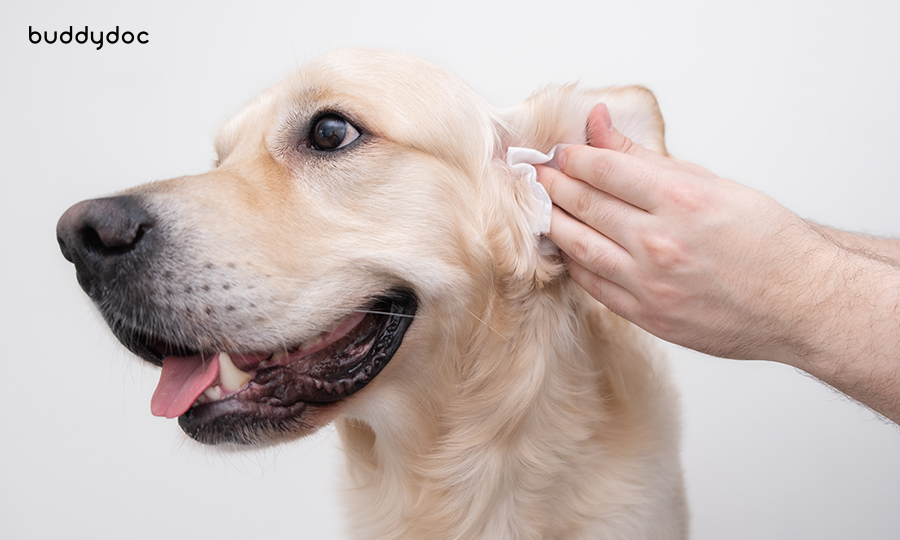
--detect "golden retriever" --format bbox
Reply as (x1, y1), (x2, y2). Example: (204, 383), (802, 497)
(57, 48), (686, 539)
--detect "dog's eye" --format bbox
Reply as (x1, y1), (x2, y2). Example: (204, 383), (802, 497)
(310, 115), (360, 151)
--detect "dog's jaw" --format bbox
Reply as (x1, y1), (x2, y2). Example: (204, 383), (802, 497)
(173, 290), (417, 445)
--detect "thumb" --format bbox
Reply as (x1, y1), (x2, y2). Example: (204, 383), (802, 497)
(584, 103), (711, 176)
(586, 103), (646, 158)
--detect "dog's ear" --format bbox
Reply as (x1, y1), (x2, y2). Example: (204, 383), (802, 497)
(487, 85), (667, 286)
(501, 84), (667, 155)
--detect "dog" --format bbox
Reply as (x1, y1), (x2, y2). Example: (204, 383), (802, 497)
(57, 48), (686, 539)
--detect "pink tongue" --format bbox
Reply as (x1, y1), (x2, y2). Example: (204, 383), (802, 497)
(151, 354), (220, 419)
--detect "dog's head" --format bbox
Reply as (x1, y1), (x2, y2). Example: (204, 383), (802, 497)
(57, 49), (665, 446)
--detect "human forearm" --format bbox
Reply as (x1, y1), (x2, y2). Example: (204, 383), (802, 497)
(779, 246), (900, 422)
(810, 223), (900, 265)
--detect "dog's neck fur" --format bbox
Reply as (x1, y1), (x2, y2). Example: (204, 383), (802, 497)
(336, 275), (684, 539)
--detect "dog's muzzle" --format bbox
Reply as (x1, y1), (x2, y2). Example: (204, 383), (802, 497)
(57, 195), (419, 445)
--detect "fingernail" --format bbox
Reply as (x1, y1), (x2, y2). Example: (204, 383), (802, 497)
(557, 149), (567, 171)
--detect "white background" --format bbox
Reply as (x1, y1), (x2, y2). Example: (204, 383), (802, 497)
(3, 1), (899, 538)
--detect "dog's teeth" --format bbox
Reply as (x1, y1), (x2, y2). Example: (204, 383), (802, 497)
(219, 352), (251, 391)
(268, 351), (288, 367)
(203, 385), (222, 401)
(314, 379), (323, 390)
(323, 381), (334, 394)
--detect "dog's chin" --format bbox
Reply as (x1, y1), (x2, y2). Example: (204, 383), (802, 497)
(119, 289), (417, 446)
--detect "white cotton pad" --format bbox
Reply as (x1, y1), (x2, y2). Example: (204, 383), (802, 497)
(505, 144), (569, 237)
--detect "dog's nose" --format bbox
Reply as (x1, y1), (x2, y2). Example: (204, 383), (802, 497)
(57, 196), (155, 293)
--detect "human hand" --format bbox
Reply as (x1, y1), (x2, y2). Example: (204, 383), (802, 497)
(536, 104), (838, 362)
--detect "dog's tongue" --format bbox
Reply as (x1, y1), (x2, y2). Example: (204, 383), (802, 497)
(151, 354), (220, 419)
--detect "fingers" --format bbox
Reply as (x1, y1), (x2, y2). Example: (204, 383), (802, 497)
(547, 204), (632, 286)
(555, 145), (666, 212)
(538, 165), (643, 246)
(562, 253), (638, 320)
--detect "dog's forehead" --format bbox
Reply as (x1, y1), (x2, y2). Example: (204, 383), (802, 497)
(217, 49), (499, 175)
(299, 49), (487, 123)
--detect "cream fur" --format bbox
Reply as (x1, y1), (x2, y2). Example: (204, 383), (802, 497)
(115, 49), (686, 538)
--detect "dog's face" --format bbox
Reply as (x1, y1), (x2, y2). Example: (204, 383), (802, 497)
(57, 49), (665, 446)
(56, 49), (520, 445)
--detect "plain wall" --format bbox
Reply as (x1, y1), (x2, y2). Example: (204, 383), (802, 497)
(2, 1), (899, 538)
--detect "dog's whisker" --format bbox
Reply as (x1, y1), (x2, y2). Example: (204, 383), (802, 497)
(465, 308), (517, 351)
(264, 276), (318, 283)
(273, 302), (419, 319)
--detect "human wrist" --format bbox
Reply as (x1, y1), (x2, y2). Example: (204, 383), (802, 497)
(777, 244), (900, 388)
(747, 225), (900, 421)
(765, 231), (851, 369)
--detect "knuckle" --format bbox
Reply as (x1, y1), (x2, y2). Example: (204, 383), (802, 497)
(568, 230), (593, 264)
(583, 152), (616, 188)
(584, 275), (607, 303)
(581, 275), (626, 318)
(641, 309), (679, 338)
(618, 135), (637, 155)
(570, 231), (621, 278)
(639, 230), (689, 271)
(573, 187), (596, 220)
(644, 278), (683, 305)
(587, 202), (625, 234)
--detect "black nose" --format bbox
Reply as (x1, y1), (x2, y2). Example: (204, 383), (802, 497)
(57, 196), (154, 293)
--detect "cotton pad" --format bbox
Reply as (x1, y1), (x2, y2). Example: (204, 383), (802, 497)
(505, 144), (568, 236)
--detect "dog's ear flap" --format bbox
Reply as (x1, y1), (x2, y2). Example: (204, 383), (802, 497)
(500, 84), (667, 155)
(489, 85), (666, 285)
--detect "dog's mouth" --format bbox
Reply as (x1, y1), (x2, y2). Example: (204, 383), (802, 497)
(135, 289), (416, 444)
